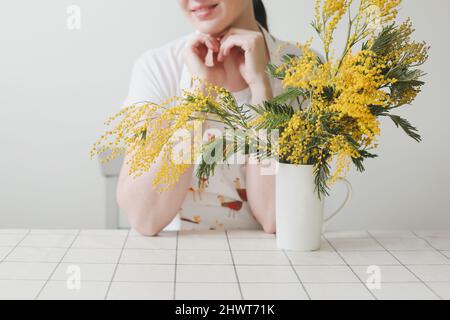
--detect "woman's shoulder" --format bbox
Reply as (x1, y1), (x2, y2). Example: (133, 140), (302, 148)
(124, 34), (192, 106)
(267, 34), (302, 65)
(135, 33), (191, 72)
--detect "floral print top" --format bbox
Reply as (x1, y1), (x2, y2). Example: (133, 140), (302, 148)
(176, 88), (261, 231)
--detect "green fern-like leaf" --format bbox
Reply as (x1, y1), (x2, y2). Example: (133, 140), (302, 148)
(387, 114), (422, 142)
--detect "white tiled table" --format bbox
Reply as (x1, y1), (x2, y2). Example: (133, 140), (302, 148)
(1, 229), (450, 300)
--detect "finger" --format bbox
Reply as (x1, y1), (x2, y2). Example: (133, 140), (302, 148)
(209, 37), (221, 52)
(216, 28), (246, 58)
(212, 51), (223, 67)
(194, 35), (220, 52)
(218, 35), (248, 61)
(188, 36), (214, 60)
(189, 36), (221, 65)
(218, 35), (236, 61)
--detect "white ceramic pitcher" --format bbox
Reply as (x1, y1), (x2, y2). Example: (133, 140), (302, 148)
(275, 163), (352, 251)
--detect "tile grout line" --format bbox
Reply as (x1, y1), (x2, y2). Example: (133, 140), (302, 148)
(367, 231), (443, 300)
(0, 230), (31, 263)
(1, 261), (449, 267)
(35, 229), (81, 300)
(324, 234), (378, 300)
(103, 229), (131, 300)
(7, 245), (435, 252)
(2, 278), (450, 284)
(29, 279), (450, 283)
(225, 230), (243, 300)
(411, 231), (450, 298)
(281, 249), (311, 300)
(3, 260), (450, 267)
(173, 231), (179, 300)
(412, 231), (450, 262)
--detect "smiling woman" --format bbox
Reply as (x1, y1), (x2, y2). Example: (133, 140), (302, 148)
(189, 3), (220, 20)
(115, 0), (302, 236)
(179, 0), (268, 36)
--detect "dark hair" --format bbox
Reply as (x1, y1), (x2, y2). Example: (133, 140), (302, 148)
(253, 0), (268, 31)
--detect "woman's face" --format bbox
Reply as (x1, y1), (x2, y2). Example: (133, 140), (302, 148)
(178, 0), (253, 36)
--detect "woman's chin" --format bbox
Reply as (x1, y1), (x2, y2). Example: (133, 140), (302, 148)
(194, 21), (229, 37)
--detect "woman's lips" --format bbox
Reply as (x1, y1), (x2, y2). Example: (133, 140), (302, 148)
(190, 4), (219, 20)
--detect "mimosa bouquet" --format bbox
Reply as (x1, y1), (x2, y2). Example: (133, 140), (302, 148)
(91, 0), (429, 199)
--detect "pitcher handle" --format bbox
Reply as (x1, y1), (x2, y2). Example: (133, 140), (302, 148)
(323, 178), (352, 228)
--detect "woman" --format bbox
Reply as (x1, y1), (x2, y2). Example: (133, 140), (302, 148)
(117, 0), (300, 235)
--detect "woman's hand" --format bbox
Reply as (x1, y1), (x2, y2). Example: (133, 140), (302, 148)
(183, 33), (226, 88)
(217, 28), (272, 98)
(184, 28), (273, 100)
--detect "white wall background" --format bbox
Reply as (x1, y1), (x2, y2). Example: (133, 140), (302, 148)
(0, 0), (448, 229)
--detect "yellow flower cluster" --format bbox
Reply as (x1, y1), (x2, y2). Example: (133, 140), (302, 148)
(273, 0), (427, 189)
(381, 20), (429, 68)
(91, 81), (225, 191)
(324, 0), (349, 56)
(374, 20), (429, 107)
(279, 43), (324, 91)
(278, 112), (361, 183)
(278, 114), (315, 165)
(277, 43), (396, 183)
(332, 50), (395, 144)
(281, 45), (393, 149)
(328, 135), (361, 182)
(364, 0), (401, 23)
(345, 0), (401, 53)
(314, 0), (350, 57)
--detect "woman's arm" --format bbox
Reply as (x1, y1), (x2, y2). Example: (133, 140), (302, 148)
(116, 129), (195, 236)
(117, 34), (221, 236)
(117, 157), (194, 237)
